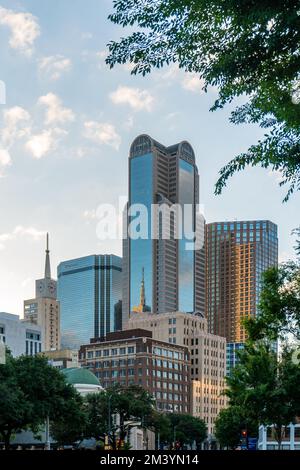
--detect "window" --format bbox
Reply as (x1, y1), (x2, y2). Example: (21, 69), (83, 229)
(128, 346), (135, 354)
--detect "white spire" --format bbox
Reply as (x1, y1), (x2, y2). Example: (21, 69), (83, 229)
(44, 232), (51, 279)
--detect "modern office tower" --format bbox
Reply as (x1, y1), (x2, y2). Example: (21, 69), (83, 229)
(58, 254), (122, 349)
(205, 220), (278, 371)
(79, 328), (191, 414)
(127, 311), (226, 435)
(24, 234), (60, 351)
(123, 134), (205, 322)
(0, 312), (42, 357)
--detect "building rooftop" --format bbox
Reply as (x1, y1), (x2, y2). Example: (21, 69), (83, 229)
(61, 367), (100, 386)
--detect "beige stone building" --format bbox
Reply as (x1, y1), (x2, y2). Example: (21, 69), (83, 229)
(40, 348), (78, 369)
(127, 311), (227, 435)
(24, 234), (60, 351)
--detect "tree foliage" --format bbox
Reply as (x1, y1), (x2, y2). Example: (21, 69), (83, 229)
(169, 413), (207, 448)
(0, 353), (84, 449)
(107, 0), (300, 200)
(85, 384), (155, 448)
(215, 406), (258, 449)
(225, 342), (300, 448)
(245, 231), (300, 342)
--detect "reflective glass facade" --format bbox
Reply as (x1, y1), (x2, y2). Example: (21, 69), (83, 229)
(129, 153), (153, 312)
(178, 159), (195, 312)
(124, 134), (204, 319)
(206, 220), (278, 373)
(58, 255), (122, 348)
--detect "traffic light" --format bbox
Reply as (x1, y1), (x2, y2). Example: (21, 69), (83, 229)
(240, 429), (248, 450)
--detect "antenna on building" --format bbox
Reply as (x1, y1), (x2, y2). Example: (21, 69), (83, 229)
(44, 232), (51, 279)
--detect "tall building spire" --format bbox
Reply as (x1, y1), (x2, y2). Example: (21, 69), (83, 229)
(140, 267), (146, 308)
(44, 232), (51, 279)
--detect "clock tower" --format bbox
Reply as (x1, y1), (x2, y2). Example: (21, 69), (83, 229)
(24, 233), (61, 351)
(35, 233), (57, 299)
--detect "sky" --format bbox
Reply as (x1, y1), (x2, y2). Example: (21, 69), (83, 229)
(0, 0), (299, 316)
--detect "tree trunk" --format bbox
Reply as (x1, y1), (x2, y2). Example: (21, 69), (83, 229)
(274, 425), (283, 450)
(3, 431), (11, 451)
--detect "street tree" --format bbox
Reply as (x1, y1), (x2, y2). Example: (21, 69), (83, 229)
(169, 413), (207, 448)
(245, 232), (300, 342)
(107, 0), (300, 201)
(215, 406), (258, 449)
(0, 353), (83, 449)
(226, 342), (300, 449)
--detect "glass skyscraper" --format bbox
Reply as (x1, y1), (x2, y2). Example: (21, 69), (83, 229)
(58, 254), (122, 348)
(205, 220), (278, 372)
(123, 134), (205, 322)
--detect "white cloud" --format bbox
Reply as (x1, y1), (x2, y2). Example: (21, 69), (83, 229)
(25, 130), (54, 159)
(0, 148), (11, 166)
(38, 93), (75, 125)
(0, 6), (40, 56)
(84, 121), (121, 150)
(1, 106), (31, 147)
(38, 55), (72, 81)
(0, 225), (45, 250)
(182, 74), (205, 93)
(110, 86), (155, 112)
(25, 128), (67, 159)
(0, 148), (11, 177)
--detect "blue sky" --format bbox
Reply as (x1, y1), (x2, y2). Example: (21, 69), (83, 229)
(0, 0), (298, 315)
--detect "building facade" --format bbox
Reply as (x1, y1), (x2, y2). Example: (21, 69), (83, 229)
(123, 134), (205, 323)
(205, 220), (278, 371)
(79, 329), (191, 414)
(127, 311), (226, 434)
(58, 254), (122, 349)
(24, 234), (60, 351)
(40, 349), (79, 369)
(0, 312), (42, 357)
(258, 423), (300, 451)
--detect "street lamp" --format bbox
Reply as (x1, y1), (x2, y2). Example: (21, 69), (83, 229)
(107, 394), (112, 448)
(173, 425), (177, 449)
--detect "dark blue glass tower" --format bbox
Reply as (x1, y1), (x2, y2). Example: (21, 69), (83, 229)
(58, 254), (122, 348)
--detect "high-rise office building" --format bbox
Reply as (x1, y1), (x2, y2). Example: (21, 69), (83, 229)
(24, 234), (60, 351)
(57, 254), (122, 348)
(205, 220), (278, 371)
(123, 134), (205, 322)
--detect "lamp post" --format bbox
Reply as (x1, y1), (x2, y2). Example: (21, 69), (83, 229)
(173, 425), (177, 449)
(45, 415), (50, 450)
(107, 394), (112, 448)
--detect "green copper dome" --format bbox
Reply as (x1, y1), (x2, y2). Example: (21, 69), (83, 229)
(62, 367), (100, 386)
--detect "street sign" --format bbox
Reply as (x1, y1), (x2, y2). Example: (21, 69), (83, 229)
(248, 437), (258, 451)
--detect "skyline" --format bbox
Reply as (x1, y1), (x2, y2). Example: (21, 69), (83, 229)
(0, 0), (298, 316)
